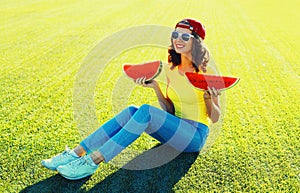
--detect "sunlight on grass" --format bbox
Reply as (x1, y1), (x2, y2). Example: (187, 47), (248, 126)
(0, 0), (299, 192)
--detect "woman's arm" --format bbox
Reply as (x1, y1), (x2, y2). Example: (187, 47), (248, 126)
(152, 81), (175, 114)
(135, 77), (175, 114)
(203, 87), (221, 123)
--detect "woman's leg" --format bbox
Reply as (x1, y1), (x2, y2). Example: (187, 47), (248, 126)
(41, 106), (138, 171)
(55, 104), (209, 180)
(79, 106), (138, 155)
(146, 118), (209, 153)
(98, 104), (209, 162)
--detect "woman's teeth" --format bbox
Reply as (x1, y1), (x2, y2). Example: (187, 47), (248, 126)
(176, 44), (184, 48)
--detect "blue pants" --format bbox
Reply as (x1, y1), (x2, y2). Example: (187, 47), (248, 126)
(80, 104), (209, 162)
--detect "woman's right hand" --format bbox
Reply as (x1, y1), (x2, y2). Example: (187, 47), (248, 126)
(135, 77), (158, 89)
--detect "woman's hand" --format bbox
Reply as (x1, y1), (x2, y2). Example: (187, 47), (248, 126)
(203, 87), (221, 100)
(135, 77), (158, 89)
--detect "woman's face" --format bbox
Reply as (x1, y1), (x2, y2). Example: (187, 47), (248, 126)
(172, 27), (193, 55)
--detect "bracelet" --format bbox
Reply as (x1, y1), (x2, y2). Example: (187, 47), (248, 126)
(204, 97), (211, 100)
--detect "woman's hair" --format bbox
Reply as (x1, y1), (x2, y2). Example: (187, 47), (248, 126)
(168, 31), (210, 73)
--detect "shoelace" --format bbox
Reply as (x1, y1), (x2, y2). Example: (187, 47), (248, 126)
(57, 146), (71, 159)
(53, 150), (69, 161)
(68, 156), (89, 169)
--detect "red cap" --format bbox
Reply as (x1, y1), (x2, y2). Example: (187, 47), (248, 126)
(175, 18), (206, 40)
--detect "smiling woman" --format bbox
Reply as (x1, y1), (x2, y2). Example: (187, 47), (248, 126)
(2, 0), (298, 191)
(41, 18), (222, 180)
(168, 19), (209, 73)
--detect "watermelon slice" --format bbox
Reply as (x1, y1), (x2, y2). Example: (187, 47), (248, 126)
(123, 60), (162, 83)
(185, 72), (240, 91)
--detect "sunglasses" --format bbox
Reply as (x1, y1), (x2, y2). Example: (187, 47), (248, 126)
(171, 31), (194, 42)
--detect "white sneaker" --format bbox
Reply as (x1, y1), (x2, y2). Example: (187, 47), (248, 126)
(57, 155), (98, 180)
(41, 146), (79, 171)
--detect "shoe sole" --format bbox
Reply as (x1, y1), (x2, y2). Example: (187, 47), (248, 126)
(58, 172), (93, 180)
(41, 156), (80, 171)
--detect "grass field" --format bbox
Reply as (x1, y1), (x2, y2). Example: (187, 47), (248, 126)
(1, 0), (299, 192)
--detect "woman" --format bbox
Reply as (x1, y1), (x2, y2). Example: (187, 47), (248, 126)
(41, 18), (221, 180)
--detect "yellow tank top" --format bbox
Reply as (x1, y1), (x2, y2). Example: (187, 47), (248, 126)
(164, 63), (214, 126)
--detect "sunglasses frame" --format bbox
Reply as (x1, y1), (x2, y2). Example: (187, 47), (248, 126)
(171, 31), (194, 42)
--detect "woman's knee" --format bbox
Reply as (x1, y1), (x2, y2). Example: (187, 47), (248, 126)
(127, 105), (139, 115)
(127, 104), (152, 115)
(139, 104), (151, 111)
(138, 104), (155, 116)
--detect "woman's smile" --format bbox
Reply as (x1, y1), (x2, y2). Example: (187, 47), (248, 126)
(175, 42), (185, 49)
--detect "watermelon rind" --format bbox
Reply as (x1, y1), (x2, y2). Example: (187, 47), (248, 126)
(184, 72), (240, 91)
(123, 60), (162, 83)
(145, 61), (162, 83)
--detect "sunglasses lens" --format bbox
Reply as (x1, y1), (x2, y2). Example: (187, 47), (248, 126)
(181, 33), (190, 41)
(172, 31), (192, 42)
(172, 31), (179, 39)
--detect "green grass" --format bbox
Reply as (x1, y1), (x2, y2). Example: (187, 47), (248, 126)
(1, 0), (299, 192)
